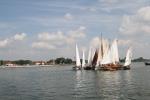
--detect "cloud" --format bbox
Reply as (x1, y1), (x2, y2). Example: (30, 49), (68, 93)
(118, 39), (132, 46)
(32, 42), (56, 50)
(89, 8), (97, 12)
(38, 31), (66, 41)
(32, 26), (87, 50)
(81, 7), (97, 12)
(119, 6), (150, 35)
(137, 6), (150, 21)
(68, 26), (86, 38)
(64, 13), (73, 20)
(0, 33), (27, 48)
(99, 0), (119, 4)
(0, 39), (9, 48)
(14, 33), (27, 41)
(90, 37), (100, 48)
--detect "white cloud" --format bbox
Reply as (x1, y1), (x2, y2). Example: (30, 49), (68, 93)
(99, 0), (119, 4)
(38, 31), (66, 41)
(0, 33), (27, 48)
(14, 33), (27, 41)
(118, 39), (132, 46)
(119, 6), (150, 35)
(64, 13), (73, 20)
(68, 26), (86, 38)
(32, 26), (87, 50)
(89, 8), (97, 12)
(90, 37), (100, 48)
(0, 39), (9, 48)
(32, 42), (56, 50)
(81, 7), (97, 12)
(137, 6), (150, 21)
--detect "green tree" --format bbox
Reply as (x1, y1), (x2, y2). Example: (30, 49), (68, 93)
(64, 58), (72, 64)
(13, 60), (33, 65)
(55, 57), (65, 64)
(0, 60), (4, 66)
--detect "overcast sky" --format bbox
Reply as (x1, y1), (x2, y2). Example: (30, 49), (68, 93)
(0, 0), (150, 60)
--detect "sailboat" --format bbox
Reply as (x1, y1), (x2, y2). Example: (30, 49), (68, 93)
(123, 47), (132, 70)
(91, 49), (98, 70)
(95, 37), (103, 70)
(73, 44), (81, 70)
(100, 39), (122, 71)
(87, 47), (92, 66)
(84, 47), (93, 70)
(73, 35), (132, 71)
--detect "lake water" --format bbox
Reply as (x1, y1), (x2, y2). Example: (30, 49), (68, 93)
(0, 63), (150, 100)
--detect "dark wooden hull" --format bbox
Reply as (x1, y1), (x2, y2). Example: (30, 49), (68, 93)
(122, 66), (130, 70)
(83, 64), (130, 71)
(100, 64), (123, 71)
(84, 66), (95, 70)
(145, 62), (150, 65)
(72, 66), (82, 70)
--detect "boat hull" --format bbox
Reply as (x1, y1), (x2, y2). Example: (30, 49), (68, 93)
(145, 62), (150, 65)
(122, 66), (130, 70)
(99, 64), (123, 71)
(72, 66), (82, 70)
(84, 66), (94, 70)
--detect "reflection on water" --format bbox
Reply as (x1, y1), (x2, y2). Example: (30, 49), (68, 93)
(74, 70), (135, 100)
(0, 63), (150, 100)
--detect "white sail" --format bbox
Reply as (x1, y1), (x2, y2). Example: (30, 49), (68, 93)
(87, 47), (92, 65)
(102, 39), (109, 61)
(76, 44), (81, 67)
(96, 39), (104, 67)
(124, 47), (132, 66)
(96, 47), (102, 66)
(101, 45), (112, 64)
(111, 39), (119, 64)
(103, 39), (109, 54)
(91, 48), (95, 61)
(82, 50), (86, 68)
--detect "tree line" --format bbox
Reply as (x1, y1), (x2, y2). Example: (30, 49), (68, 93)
(0, 57), (74, 66)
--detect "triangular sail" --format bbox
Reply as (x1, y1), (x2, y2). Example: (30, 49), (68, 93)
(124, 47), (132, 66)
(92, 49), (98, 67)
(87, 47), (92, 65)
(76, 44), (81, 67)
(96, 47), (102, 66)
(111, 39), (119, 64)
(96, 37), (104, 67)
(91, 48), (95, 62)
(101, 39), (119, 65)
(82, 50), (86, 68)
(101, 44), (112, 64)
(103, 39), (109, 55)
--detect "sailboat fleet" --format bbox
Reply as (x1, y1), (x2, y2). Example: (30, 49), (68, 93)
(73, 37), (132, 71)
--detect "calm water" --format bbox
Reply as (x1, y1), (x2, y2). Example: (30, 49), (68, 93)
(0, 63), (150, 100)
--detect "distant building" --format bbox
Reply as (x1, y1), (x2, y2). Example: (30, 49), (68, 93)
(47, 59), (55, 65)
(4, 61), (15, 66)
(33, 61), (46, 65)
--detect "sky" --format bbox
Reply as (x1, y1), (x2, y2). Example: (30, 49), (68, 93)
(0, 0), (150, 60)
